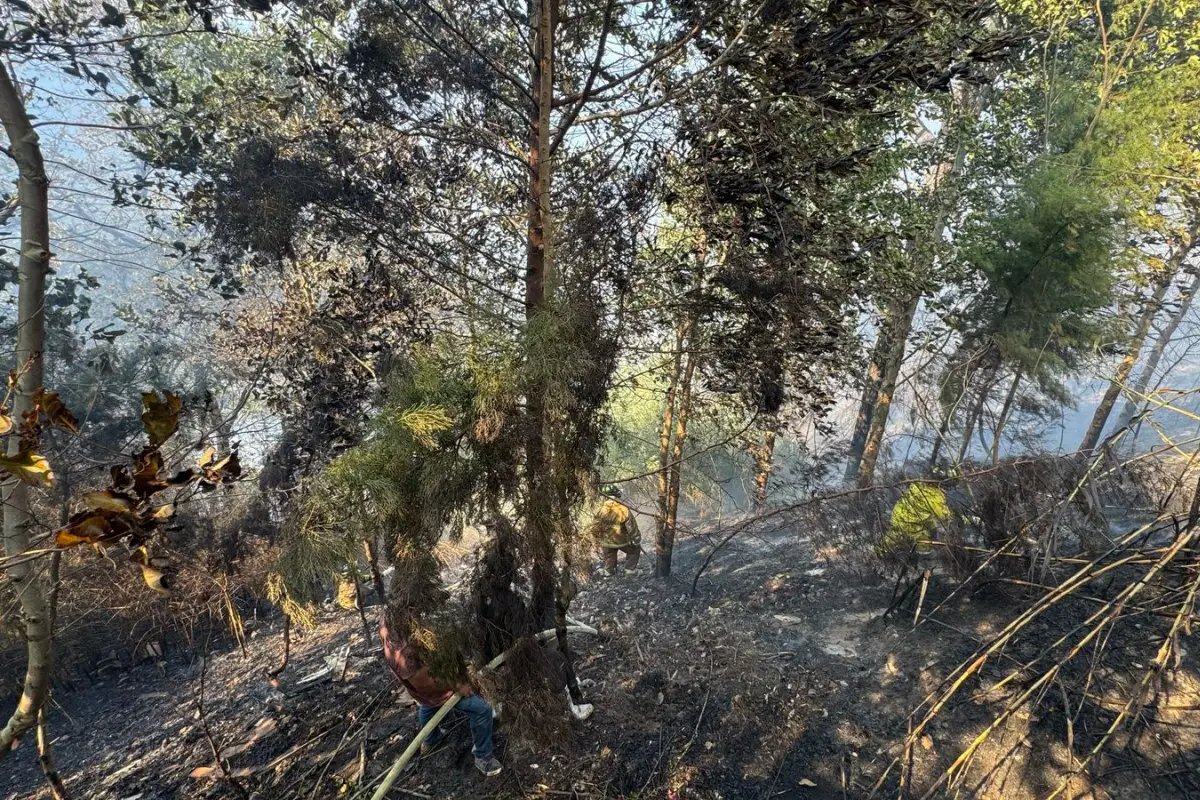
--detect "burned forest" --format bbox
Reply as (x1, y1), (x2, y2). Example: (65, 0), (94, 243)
(3, 0), (1200, 798)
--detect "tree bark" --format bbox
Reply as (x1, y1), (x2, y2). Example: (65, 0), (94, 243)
(990, 368), (1022, 466)
(955, 365), (998, 465)
(657, 324), (697, 578)
(1114, 225), (1200, 434)
(1080, 278), (1170, 451)
(864, 90), (984, 484)
(37, 547), (68, 799)
(0, 61), (54, 755)
(36, 707), (69, 800)
(524, 0), (556, 615)
(752, 429), (777, 511)
(844, 343), (882, 482)
(857, 291), (919, 486)
(362, 537), (387, 603)
(655, 323), (685, 563)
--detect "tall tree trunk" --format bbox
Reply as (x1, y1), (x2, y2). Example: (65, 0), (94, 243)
(752, 429), (777, 510)
(990, 368), (1022, 466)
(857, 292), (919, 486)
(855, 90), (977, 485)
(928, 411), (951, 468)
(1080, 278), (1170, 451)
(955, 365), (997, 465)
(0, 61), (54, 754)
(1114, 225), (1200, 433)
(844, 346), (882, 482)
(524, 0), (556, 615)
(929, 378), (972, 468)
(37, 546), (69, 799)
(657, 326), (697, 578)
(655, 323), (685, 561)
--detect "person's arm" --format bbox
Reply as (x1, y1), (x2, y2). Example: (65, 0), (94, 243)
(405, 663), (464, 696)
(931, 489), (953, 522)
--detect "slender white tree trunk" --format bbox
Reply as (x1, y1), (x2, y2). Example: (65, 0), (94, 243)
(1080, 278), (1171, 451)
(1114, 225), (1199, 434)
(0, 61), (54, 753)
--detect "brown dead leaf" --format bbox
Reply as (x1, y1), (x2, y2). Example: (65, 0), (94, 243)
(135, 563), (172, 594)
(0, 451), (54, 488)
(55, 508), (140, 548)
(141, 390), (183, 447)
(18, 408), (40, 451)
(83, 489), (135, 513)
(167, 468), (198, 486)
(110, 463), (132, 490)
(132, 447), (167, 496)
(34, 389), (80, 433)
(0, 414), (12, 435)
(200, 450), (241, 487)
(129, 546), (169, 569)
(198, 446), (216, 467)
(54, 528), (96, 548)
(131, 546), (173, 594)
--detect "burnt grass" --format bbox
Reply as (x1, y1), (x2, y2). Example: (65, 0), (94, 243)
(5, 527), (1200, 800)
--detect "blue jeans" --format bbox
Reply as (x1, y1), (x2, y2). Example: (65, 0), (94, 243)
(418, 694), (494, 759)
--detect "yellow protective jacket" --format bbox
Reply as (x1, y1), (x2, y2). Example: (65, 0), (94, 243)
(879, 483), (952, 556)
(591, 499), (641, 549)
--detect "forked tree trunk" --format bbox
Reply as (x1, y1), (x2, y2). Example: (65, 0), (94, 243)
(854, 90), (977, 485)
(0, 61), (54, 755)
(844, 345), (882, 482)
(955, 365), (998, 465)
(990, 368), (1022, 466)
(657, 319), (698, 578)
(1080, 278), (1170, 451)
(1115, 226), (1199, 434)
(857, 291), (919, 486)
(752, 430), (777, 510)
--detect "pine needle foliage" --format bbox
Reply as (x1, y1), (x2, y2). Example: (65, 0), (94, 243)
(269, 342), (482, 626)
(271, 305), (614, 642)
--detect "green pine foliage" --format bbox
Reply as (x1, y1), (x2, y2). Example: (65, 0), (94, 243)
(954, 161), (1123, 401)
(269, 343), (485, 624)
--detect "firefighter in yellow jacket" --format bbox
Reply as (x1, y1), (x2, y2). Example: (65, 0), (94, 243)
(877, 480), (953, 563)
(591, 485), (641, 573)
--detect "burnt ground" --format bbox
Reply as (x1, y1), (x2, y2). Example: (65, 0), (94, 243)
(5, 525), (1200, 800)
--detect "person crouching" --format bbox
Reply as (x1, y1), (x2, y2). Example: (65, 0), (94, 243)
(379, 607), (503, 777)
